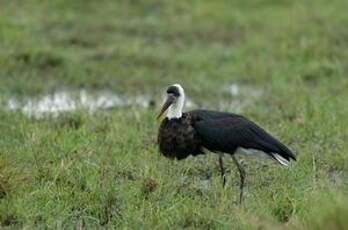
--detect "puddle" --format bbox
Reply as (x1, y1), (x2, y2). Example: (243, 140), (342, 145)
(185, 98), (197, 109)
(6, 90), (154, 118)
(227, 83), (263, 98)
(219, 83), (264, 112)
(3, 83), (261, 118)
(5, 89), (198, 119)
(229, 83), (240, 96)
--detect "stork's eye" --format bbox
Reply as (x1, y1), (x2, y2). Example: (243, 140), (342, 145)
(166, 86), (180, 97)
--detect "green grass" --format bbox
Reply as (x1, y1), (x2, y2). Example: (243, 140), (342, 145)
(1, 0), (348, 228)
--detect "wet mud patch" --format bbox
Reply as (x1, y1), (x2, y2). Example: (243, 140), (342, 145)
(2, 83), (263, 119)
(217, 83), (264, 113)
(5, 90), (155, 119)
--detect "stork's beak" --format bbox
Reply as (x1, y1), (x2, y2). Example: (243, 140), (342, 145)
(156, 94), (175, 120)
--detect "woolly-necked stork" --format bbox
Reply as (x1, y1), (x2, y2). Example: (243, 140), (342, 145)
(157, 84), (296, 203)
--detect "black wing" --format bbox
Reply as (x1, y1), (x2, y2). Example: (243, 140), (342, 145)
(189, 110), (296, 164)
(189, 109), (239, 120)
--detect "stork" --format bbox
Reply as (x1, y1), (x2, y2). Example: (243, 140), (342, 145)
(157, 84), (296, 203)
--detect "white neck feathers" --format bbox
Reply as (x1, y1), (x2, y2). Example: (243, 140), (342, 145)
(166, 84), (185, 119)
(167, 95), (185, 119)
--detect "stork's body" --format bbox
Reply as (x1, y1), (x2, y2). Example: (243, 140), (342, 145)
(158, 110), (294, 164)
(157, 84), (296, 203)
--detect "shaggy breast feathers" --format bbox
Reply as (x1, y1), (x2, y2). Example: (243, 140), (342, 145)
(157, 114), (203, 160)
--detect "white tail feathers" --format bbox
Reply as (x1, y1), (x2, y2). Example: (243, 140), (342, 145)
(273, 153), (290, 166)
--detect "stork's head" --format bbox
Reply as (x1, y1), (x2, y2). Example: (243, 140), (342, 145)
(157, 84), (185, 120)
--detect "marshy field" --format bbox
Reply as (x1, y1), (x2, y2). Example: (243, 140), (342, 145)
(1, 0), (348, 229)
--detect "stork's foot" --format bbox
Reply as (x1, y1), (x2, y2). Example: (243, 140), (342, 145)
(231, 155), (246, 205)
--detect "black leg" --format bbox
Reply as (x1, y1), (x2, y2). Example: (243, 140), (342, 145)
(218, 153), (226, 188)
(231, 155), (246, 204)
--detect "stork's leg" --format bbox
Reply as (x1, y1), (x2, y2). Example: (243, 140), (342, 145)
(231, 155), (246, 204)
(218, 153), (226, 188)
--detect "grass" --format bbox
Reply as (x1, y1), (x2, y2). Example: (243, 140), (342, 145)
(0, 0), (348, 228)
